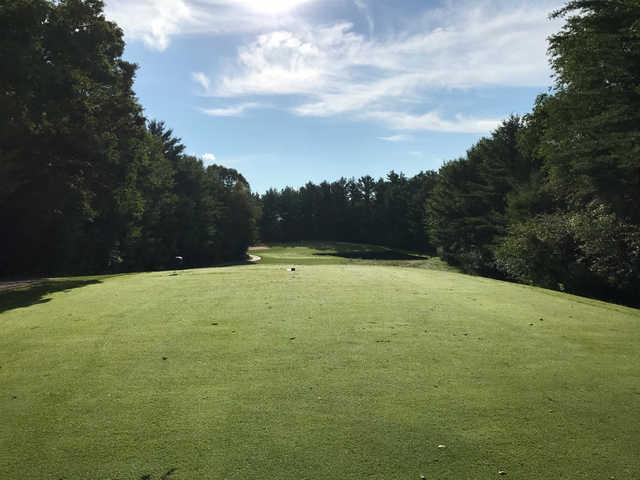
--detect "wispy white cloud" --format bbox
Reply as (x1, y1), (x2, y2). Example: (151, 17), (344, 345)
(378, 134), (412, 142)
(109, 0), (563, 133)
(229, 0), (314, 15)
(353, 0), (374, 36)
(192, 72), (211, 91)
(216, 23), (361, 97)
(104, 0), (318, 51)
(203, 0), (562, 132)
(201, 102), (261, 117)
(365, 111), (501, 134)
(105, 0), (193, 50)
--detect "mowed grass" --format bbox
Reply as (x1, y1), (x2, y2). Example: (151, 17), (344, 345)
(253, 242), (456, 270)
(1, 244), (639, 479)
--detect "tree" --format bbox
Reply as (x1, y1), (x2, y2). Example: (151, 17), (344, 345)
(426, 118), (525, 273)
(0, 0), (147, 274)
(544, 0), (640, 220)
(0, 1), (258, 275)
(495, 1), (640, 302)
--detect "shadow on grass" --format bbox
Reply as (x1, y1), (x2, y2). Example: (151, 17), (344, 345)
(315, 250), (428, 260)
(312, 243), (428, 261)
(139, 468), (177, 480)
(0, 279), (101, 314)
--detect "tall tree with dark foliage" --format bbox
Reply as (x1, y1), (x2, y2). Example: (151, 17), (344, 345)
(496, 1), (640, 303)
(258, 172), (437, 253)
(0, 0), (257, 275)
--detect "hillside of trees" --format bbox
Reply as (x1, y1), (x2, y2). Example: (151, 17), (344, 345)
(1, 0), (638, 304)
(0, 0), (258, 276)
(259, 1), (640, 305)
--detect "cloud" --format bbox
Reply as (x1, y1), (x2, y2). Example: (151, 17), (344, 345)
(291, 73), (427, 117)
(229, 0), (314, 15)
(112, 0), (563, 132)
(216, 23), (361, 97)
(200, 102), (261, 117)
(206, 0), (562, 132)
(219, 3), (562, 95)
(366, 110), (501, 134)
(353, 0), (374, 36)
(192, 72), (210, 91)
(104, 0), (318, 51)
(105, 0), (192, 50)
(378, 134), (412, 142)
(202, 152), (217, 163)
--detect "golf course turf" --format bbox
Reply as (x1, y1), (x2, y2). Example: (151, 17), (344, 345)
(1, 243), (639, 479)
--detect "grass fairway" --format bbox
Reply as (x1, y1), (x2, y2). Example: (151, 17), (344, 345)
(1, 244), (639, 479)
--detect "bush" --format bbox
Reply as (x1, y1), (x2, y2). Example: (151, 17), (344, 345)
(496, 203), (640, 304)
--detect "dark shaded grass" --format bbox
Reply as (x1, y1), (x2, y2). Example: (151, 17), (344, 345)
(0, 279), (101, 314)
(315, 250), (427, 260)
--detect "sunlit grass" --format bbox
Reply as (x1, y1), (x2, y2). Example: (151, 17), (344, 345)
(1, 244), (638, 479)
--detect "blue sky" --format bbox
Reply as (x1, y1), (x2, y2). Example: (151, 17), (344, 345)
(104, 0), (564, 193)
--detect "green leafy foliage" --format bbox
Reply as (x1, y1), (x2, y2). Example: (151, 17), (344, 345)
(496, 204), (640, 302)
(425, 117), (527, 275)
(0, 0), (257, 275)
(422, 2), (640, 304)
(258, 172), (437, 252)
(544, 1), (640, 220)
(2, 0), (638, 304)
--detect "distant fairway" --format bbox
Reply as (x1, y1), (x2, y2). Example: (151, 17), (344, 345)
(1, 243), (639, 479)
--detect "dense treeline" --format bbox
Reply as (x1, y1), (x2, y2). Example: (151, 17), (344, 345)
(431, 0), (640, 304)
(0, 0), (257, 276)
(260, 1), (640, 305)
(1, 0), (638, 304)
(259, 172), (437, 251)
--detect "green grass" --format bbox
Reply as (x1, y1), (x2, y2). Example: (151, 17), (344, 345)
(252, 241), (456, 270)
(1, 243), (639, 479)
